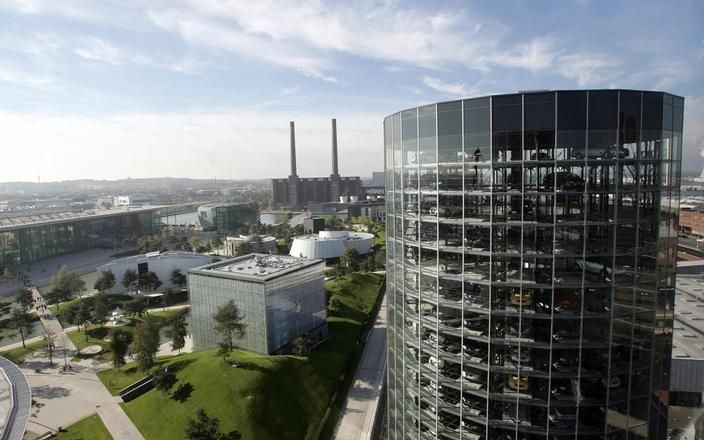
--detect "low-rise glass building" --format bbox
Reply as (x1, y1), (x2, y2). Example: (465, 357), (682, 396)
(384, 90), (683, 439)
(188, 254), (328, 354)
(0, 206), (161, 267)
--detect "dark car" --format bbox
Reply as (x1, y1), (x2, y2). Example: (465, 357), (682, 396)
(543, 172), (585, 191)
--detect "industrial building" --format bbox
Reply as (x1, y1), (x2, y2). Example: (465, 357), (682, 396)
(96, 250), (212, 294)
(385, 90), (683, 439)
(272, 119), (362, 208)
(0, 206), (161, 266)
(197, 202), (259, 234)
(289, 230), (374, 260)
(188, 254), (328, 355)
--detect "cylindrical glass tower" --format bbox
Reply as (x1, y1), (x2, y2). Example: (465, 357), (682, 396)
(384, 90), (683, 440)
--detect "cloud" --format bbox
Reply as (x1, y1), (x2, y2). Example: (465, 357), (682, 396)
(279, 86), (299, 96)
(556, 52), (622, 87)
(0, 62), (54, 88)
(683, 96), (704, 173)
(423, 76), (476, 97)
(493, 37), (562, 73)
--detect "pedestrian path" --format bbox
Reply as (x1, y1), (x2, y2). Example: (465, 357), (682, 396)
(20, 286), (145, 440)
(335, 295), (387, 440)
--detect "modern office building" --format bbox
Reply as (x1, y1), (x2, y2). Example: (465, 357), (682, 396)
(188, 254), (328, 355)
(197, 202), (259, 234)
(0, 206), (162, 266)
(272, 119), (363, 208)
(384, 90), (683, 440)
(96, 250), (212, 294)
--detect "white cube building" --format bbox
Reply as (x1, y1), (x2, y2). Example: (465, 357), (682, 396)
(188, 254), (328, 354)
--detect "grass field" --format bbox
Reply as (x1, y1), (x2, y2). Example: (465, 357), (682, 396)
(97, 272), (385, 440)
(0, 339), (44, 364)
(50, 414), (113, 440)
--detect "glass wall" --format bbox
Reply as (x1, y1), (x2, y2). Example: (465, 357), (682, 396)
(0, 210), (159, 266)
(385, 90), (683, 440)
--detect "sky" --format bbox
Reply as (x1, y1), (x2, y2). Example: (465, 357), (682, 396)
(0, 0), (702, 182)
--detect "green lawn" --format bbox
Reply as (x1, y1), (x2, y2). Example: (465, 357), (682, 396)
(0, 339), (44, 364)
(373, 229), (386, 247)
(50, 413), (113, 440)
(97, 272), (385, 440)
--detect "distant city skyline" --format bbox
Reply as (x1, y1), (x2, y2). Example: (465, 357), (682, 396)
(0, 0), (702, 182)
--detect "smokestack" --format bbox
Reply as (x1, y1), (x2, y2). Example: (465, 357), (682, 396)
(290, 121), (297, 176)
(331, 118), (339, 175)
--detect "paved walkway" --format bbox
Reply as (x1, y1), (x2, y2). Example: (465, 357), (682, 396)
(335, 294), (387, 440)
(20, 287), (145, 440)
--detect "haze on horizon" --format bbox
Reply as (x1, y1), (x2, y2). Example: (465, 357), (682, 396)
(0, 0), (702, 183)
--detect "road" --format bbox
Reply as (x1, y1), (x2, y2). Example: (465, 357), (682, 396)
(334, 294), (387, 440)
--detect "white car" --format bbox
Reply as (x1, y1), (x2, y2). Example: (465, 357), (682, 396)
(601, 376), (621, 388)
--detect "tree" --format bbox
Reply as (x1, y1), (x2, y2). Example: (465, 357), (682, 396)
(212, 300), (247, 360)
(339, 247), (360, 274)
(235, 242), (253, 256)
(170, 269), (187, 288)
(211, 236), (223, 250)
(329, 297), (343, 316)
(292, 336), (308, 356)
(184, 409), (221, 440)
(122, 269), (139, 292)
(15, 288), (33, 311)
(171, 313), (188, 354)
(110, 328), (132, 367)
(43, 329), (57, 367)
(139, 271), (162, 292)
(133, 317), (160, 371)
(49, 265), (85, 302)
(94, 270), (116, 293)
(125, 296), (147, 317)
(189, 236), (202, 252)
(11, 309), (33, 348)
(92, 293), (110, 327)
(152, 367), (177, 394)
(76, 301), (92, 342)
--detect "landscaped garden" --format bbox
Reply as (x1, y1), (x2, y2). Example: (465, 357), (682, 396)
(96, 271), (385, 440)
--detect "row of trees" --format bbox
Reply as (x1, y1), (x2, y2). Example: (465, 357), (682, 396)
(129, 232), (223, 255)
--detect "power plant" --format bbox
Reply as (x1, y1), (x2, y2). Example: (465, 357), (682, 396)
(272, 119), (362, 208)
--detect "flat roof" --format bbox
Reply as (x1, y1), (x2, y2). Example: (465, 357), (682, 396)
(189, 253), (323, 282)
(0, 205), (164, 231)
(673, 275), (704, 360)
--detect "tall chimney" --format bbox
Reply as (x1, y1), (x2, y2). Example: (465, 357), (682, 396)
(331, 118), (339, 175)
(289, 121), (297, 176)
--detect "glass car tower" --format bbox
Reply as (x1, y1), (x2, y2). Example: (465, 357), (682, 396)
(384, 90), (683, 440)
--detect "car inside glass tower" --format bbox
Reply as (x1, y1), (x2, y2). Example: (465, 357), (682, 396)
(384, 90), (683, 440)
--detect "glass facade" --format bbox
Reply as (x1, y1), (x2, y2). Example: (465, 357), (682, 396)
(0, 209), (159, 266)
(384, 90), (683, 440)
(188, 258), (327, 355)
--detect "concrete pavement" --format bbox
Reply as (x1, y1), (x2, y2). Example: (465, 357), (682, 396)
(334, 294), (387, 440)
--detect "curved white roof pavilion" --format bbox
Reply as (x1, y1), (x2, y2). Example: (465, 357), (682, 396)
(289, 230), (374, 259)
